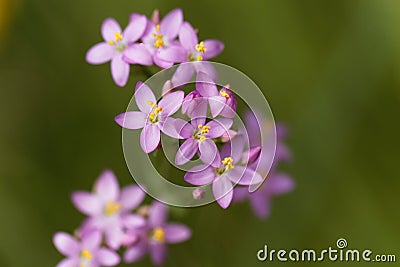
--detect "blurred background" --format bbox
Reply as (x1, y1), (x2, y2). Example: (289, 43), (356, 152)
(0, 0), (399, 266)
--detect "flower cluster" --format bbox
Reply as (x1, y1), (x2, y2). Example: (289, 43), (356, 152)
(54, 7), (295, 267)
(86, 9), (224, 87)
(54, 170), (191, 267)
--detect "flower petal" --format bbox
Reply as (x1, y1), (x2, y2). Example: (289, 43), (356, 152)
(175, 138), (198, 165)
(81, 230), (102, 251)
(56, 258), (78, 267)
(71, 191), (102, 216)
(212, 176), (233, 209)
(203, 39), (224, 59)
(94, 169), (120, 201)
(123, 44), (153, 66)
(171, 63), (195, 87)
(124, 14), (147, 43)
(86, 42), (114, 64)
(208, 95), (227, 118)
(160, 117), (181, 138)
(227, 166), (263, 185)
(250, 194), (270, 219)
(153, 53), (174, 68)
(206, 118), (233, 138)
(196, 71), (218, 97)
(157, 45), (186, 63)
(164, 223), (191, 243)
(160, 8), (183, 38)
(194, 61), (219, 82)
(199, 139), (220, 166)
(102, 18), (122, 42)
(140, 124), (160, 153)
(158, 90), (184, 115)
(135, 82), (156, 113)
(184, 164), (216, 186)
(114, 111), (146, 130)
(105, 227), (124, 250)
(111, 54), (130, 87)
(177, 120), (195, 138)
(124, 242), (147, 263)
(179, 22), (198, 51)
(96, 248), (121, 266)
(150, 243), (167, 266)
(267, 173), (295, 195)
(53, 232), (79, 257)
(120, 185), (145, 210)
(232, 187), (250, 202)
(123, 214), (146, 228)
(148, 201), (168, 227)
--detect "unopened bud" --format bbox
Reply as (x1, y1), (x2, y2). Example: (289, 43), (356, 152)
(192, 188), (205, 200)
(151, 9), (160, 25)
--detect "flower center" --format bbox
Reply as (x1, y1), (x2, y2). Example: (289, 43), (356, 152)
(219, 89), (230, 99)
(193, 124), (211, 142)
(188, 41), (207, 61)
(150, 227), (165, 243)
(104, 201), (121, 216)
(79, 249), (92, 267)
(216, 157), (235, 175)
(81, 249), (92, 260)
(108, 31), (126, 52)
(147, 101), (163, 124)
(152, 24), (165, 48)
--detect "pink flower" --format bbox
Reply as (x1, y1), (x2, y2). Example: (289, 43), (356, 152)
(184, 137), (263, 209)
(179, 21), (224, 63)
(141, 9), (186, 68)
(53, 230), (120, 267)
(71, 170), (146, 249)
(175, 117), (233, 166)
(86, 15), (152, 87)
(196, 72), (237, 118)
(115, 82), (184, 153)
(124, 202), (191, 266)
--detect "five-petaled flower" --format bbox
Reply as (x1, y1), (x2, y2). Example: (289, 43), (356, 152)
(141, 9), (186, 68)
(115, 82), (184, 153)
(175, 117), (233, 165)
(86, 15), (152, 87)
(71, 170), (146, 249)
(124, 202), (191, 266)
(53, 230), (120, 267)
(184, 136), (263, 209)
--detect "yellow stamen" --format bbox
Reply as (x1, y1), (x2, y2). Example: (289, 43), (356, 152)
(152, 25), (164, 48)
(108, 32), (123, 46)
(201, 125), (210, 134)
(196, 55), (203, 61)
(222, 157), (235, 171)
(220, 89), (230, 99)
(198, 124), (203, 129)
(195, 41), (207, 54)
(154, 37), (164, 48)
(146, 100), (157, 107)
(199, 136), (206, 141)
(154, 106), (163, 114)
(152, 227), (165, 243)
(104, 201), (121, 216)
(81, 249), (92, 260)
(115, 31), (123, 41)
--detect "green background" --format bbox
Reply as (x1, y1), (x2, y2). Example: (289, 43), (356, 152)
(0, 0), (399, 266)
